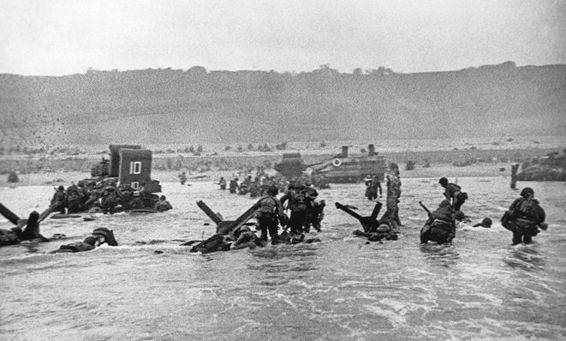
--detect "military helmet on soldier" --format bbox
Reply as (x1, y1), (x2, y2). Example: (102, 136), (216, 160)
(520, 187), (534, 198)
(267, 185), (278, 196)
(439, 177), (448, 186)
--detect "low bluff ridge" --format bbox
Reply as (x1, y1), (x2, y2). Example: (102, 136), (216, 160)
(1, 62), (565, 145)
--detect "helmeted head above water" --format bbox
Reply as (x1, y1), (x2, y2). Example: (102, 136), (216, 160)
(376, 224), (390, 233)
(439, 199), (451, 208)
(480, 217), (492, 228)
(58, 185), (65, 191)
(520, 187), (534, 199)
(454, 211), (466, 221)
(439, 177), (448, 186)
(267, 185), (278, 196)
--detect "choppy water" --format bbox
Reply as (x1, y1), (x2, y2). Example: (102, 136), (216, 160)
(1, 178), (565, 340)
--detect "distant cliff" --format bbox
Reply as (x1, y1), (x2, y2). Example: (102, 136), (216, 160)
(1, 62), (565, 146)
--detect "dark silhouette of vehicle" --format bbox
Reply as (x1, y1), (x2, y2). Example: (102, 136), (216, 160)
(274, 144), (387, 183)
(517, 150), (566, 181)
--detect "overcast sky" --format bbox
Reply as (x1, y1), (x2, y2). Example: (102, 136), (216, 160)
(0, 0), (564, 76)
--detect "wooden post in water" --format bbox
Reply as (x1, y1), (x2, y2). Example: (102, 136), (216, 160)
(189, 198), (262, 253)
(196, 199), (262, 235)
(335, 202), (380, 233)
(0, 203), (21, 225)
(196, 200), (223, 226)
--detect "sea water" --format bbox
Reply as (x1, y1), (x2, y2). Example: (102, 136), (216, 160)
(0, 178), (565, 340)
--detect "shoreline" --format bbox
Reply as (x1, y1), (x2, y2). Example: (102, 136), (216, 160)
(1, 143), (563, 187)
(0, 162), (518, 188)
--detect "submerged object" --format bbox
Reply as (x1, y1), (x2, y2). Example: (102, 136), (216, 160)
(186, 199), (262, 253)
(129, 208), (158, 214)
(50, 214), (82, 219)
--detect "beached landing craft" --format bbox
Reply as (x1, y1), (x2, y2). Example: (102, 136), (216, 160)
(87, 144), (162, 193)
(274, 144), (387, 184)
(517, 150), (566, 181)
(43, 144), (165, 218)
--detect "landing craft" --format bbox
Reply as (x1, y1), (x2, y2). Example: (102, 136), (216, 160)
(52, 144), (163, 217)
(274, 144), (387, 183)
(516, 150), (566, 181)
(84, 144), (162, 193)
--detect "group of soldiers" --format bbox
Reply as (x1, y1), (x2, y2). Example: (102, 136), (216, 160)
(421, 176), (546, 246)
(49, 179), (172, 215)
(225, 175), (267, 197)
(191, 178), (327, 253)
(215, 173), (327, 246)
(221, 174), (289, 198)
(241, 180), (326, 247)
(361, 162), (547, 247)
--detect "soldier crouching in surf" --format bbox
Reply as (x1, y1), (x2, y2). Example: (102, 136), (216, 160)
(420, 200), (456, 245)
(501, 187), (547, 245)
(231, 225), (265, 250)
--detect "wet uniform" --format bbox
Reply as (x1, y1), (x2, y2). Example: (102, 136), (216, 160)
(502, 195), (546, 244)
(420, 202), (456, 245)
(303, 187), (324, 233)
(256, 194), (286, 244)
(280, 186), (308, 234)
(386, 171), (402, 226)
(50, 228), (118, 253)
(365, 176), (382, 201)
(443, 183), (467, 212)
(229, 179), (239, 194)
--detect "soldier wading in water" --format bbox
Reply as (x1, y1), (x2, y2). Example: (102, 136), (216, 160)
(501, 187), (547, 245)
(420, 200), (456, 245)
(438, 177), (468, 213)
(256, 185), (287, 245)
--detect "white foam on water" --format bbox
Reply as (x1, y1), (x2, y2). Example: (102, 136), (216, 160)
(1, 177), (565, 340)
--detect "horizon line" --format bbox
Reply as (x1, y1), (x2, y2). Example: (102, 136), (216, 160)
(2, 61), (565, 78)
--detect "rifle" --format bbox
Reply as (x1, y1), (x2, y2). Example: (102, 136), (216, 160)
(419, 201), (432, 218)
